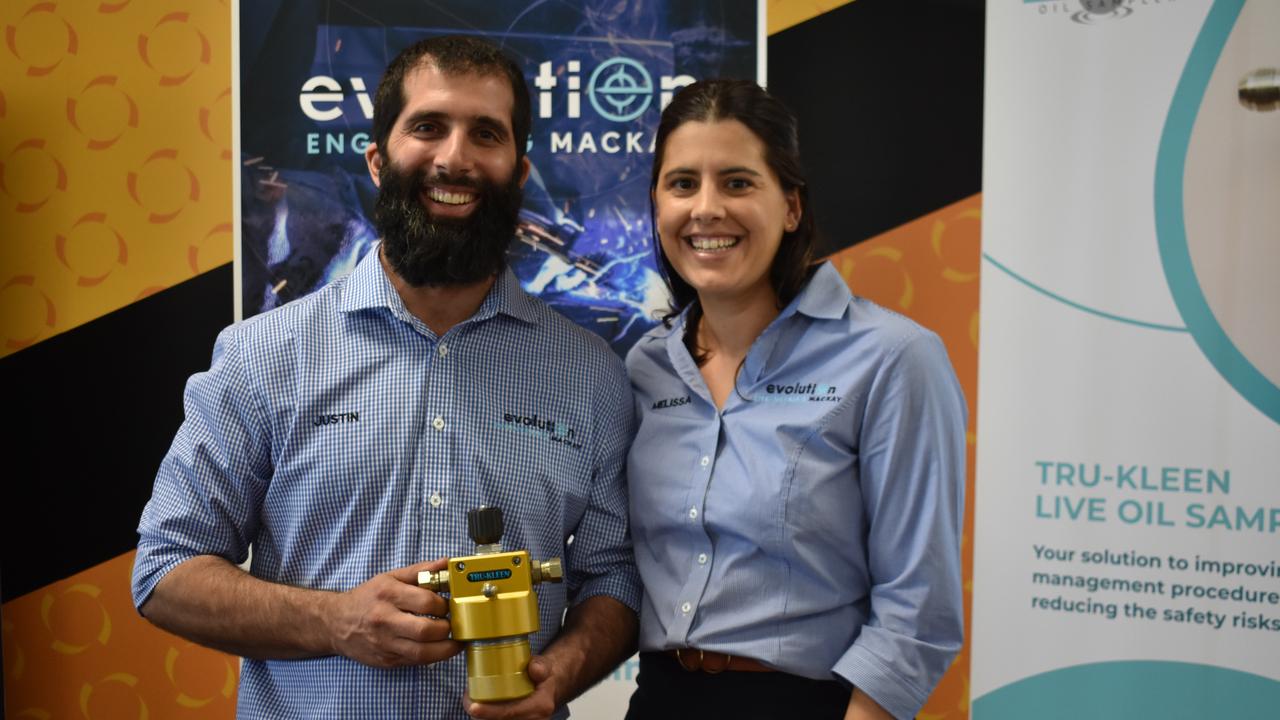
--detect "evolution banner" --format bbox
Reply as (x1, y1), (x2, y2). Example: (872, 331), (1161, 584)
(233, 0), (762, 356)
(973, 1), (1279, 717)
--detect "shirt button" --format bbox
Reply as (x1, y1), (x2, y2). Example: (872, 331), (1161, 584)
(697, 553), (708, 565)
(688, 507), (698, 520)
(699, 455), (710, 467)
(429, 493), (442, 508)
(432, 416), (445, 431)
(681, 601), (692, 614)
(438, 344), (449, 357)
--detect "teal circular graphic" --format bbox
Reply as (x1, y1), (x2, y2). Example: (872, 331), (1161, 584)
(972, 660), (1280, 719)
(588, 58), (654, 122)
(1155, 0), (1280, 425)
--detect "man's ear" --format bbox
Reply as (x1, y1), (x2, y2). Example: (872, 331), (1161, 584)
(517, 154), (531, 188)
(365, 143), (383, 188)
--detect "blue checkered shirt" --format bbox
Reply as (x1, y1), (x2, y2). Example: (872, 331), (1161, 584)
(133, 246), (641, 719)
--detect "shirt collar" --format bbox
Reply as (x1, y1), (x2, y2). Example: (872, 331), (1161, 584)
(338, 243), (539, 326)
(788, 261), (851, 321)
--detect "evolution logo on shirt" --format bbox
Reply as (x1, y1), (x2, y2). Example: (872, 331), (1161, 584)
(758, 381), (841, 404)
(497, 412), (583, 450)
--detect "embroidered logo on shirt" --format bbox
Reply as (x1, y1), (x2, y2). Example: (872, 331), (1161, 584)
(313, 411), (360, 426)
(651, 395), (692, 410)
(759, 382), (841, 404)
(496, 412), (583, 450)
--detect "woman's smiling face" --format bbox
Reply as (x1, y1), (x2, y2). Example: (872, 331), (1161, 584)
(654, 119), (801, 305)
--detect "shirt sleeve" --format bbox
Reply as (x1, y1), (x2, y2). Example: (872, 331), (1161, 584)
(830, 330), (968, 720)
(131, 324), (274, 610)
(563, 350), (643, 613)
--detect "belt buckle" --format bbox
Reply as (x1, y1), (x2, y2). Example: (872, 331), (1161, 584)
(675, 648), (732, 674)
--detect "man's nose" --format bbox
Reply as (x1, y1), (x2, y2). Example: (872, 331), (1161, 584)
(434, 129), (473, 176)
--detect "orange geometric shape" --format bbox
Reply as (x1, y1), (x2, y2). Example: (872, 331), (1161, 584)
(199, 87), (233, 160)
(0, 88), (7, 118)
(191, 222), (233, 274)
(79, 673), (148, 720)
(65, 76), (140, 151)
(124, 148), (198, 223)
(39, 583), (111, 655)
(137, 11), (210, 87)
(54, 212), (129, 286)
(2, 138), (68, 212)
(99, 0), (131, 12)
(2, 275), (57, 350)
(5, 3), (78, 77)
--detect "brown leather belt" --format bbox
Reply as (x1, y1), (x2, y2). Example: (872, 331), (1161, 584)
(668, 648), (774, 673)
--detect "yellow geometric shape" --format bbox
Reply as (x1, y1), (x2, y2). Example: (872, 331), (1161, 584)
(13, 710), (52, 720)
(79, 673), (147, 720)
(2, 616), (26, 680)
(40, 583), (111, 655)
(767, 0), (858, 35)
(930, 209), (981, 284)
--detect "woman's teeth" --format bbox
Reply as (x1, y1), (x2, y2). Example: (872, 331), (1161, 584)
(689, 236), (740, 251)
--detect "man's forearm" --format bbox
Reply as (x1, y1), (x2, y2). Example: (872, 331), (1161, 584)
(540, 595), (638, 706)
(140, 555), (336, 659)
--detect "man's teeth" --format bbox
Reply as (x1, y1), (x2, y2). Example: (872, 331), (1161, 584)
(427, 189), (475, 205)
(689, 236), (740, 251)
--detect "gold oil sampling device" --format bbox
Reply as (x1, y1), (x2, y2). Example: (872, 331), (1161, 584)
(418, 507), (563, 701)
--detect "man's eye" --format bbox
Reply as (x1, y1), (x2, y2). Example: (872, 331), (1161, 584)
(413, 123), (439, 134)
(726, 177), (753, 190)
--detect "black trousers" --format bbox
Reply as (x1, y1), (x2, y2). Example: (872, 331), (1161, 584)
(624, 651), (852, 720)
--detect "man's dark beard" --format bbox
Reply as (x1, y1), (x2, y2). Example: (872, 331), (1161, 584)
(373, 160), (523, 287)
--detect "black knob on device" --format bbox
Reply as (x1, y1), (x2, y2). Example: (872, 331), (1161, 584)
(468, 507), (504, 545)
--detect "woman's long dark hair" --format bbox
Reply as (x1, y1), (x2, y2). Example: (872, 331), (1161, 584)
(650, 79), (818, 364)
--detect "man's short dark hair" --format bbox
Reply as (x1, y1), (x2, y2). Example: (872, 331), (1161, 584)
(371, 35), (531, 163)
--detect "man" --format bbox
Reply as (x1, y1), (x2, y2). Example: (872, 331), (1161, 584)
(132, 36), (640, 720)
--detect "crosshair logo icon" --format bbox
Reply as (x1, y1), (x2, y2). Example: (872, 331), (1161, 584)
(588, 58), (653, 122)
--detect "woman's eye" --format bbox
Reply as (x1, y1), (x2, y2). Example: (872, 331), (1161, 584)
(669, 178), (695, 191)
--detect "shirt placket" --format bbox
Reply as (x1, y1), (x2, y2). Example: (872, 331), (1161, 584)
(666, 403), (723, 645)
(423, 330), (456, 541)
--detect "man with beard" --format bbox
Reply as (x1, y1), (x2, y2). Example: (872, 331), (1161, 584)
(131, 36), (640, 720)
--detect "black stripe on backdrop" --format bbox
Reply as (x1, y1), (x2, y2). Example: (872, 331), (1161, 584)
(767, 0), (984, 258)
(1, 264), (234, 603)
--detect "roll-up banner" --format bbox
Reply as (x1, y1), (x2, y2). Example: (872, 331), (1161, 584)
(974, 1), (1280, 717)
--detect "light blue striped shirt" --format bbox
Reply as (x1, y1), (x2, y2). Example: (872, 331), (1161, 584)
(134, 246), (640, 719)
(626, 262), (966, 720)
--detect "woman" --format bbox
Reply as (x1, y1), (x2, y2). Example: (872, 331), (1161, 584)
(624, 80), (967, 720)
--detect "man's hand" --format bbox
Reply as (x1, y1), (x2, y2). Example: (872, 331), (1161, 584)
(326, 558), (463, 668)
(463, 655), (561, 720)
